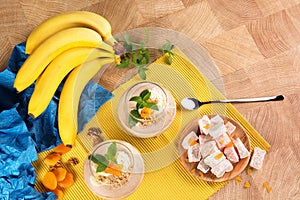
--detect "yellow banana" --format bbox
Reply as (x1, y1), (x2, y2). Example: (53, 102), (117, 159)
(58, 57), (114, 147)
(26, 11), (117, 54)
(14, 27), (105, 92)
(28, 47), (114, 118)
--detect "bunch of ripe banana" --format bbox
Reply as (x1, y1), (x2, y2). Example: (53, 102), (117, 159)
(13, 11), (121, 148)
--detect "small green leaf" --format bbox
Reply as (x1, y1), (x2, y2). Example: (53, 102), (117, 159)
(140, 90), (149, 99)
(151, 104), (159, 111)
(96, 162), (108, 172)
(162, 40), (173, 52)
(138, 67), (147, 80)
(111, 157), (118, 164)
(129, 115), (137, 128)
(168, 53), (173, 64)
(161, 40), (174, 65)
(141, 56), (148, 65)
(122, 34), (134, 52)
(144, 49), (149, 63)
(124, 34), (131, 45)
(129, 96), (142, 103)
(104, 153), (117, 164)
(130, 109), (141, 119)
(128, 110), (140, 128)
(142, 91), (151, 101)
(138, 52), (144, 63)
(141, 101), (147, 108)
(132, 53), (137, 64)
(116, 56), (130, 69)
(107, 142), (117, 157)
(89, 154), (107, 164)
(89, 154), (109, 172)
(144, 102), (159, 111)
(136, 103), (145, 110)
(136, 102), (140, 110)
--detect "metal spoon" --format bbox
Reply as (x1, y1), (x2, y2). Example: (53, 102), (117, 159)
(181, 95), (284, 110)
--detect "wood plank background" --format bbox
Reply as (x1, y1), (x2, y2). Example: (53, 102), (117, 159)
(0, 0), (299, 199)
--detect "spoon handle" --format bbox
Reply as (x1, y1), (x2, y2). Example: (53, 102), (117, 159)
(209, 95), (284, 104)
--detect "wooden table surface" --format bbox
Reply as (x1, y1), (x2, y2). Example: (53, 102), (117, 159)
(1, 0), (299, 199)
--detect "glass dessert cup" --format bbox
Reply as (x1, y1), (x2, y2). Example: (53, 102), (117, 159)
(84, 140), (144, 199)
(118, 81), (176, 138)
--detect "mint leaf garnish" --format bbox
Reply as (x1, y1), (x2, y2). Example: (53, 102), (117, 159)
(96, 161), (109, 172)
(89, 154), (109, 172)
(89, 142), (118, 172)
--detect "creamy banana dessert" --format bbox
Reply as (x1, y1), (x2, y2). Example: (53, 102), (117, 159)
(118, 81), (176, 138)
(87, 141), (133, 188)
(84, 140), (144, 199)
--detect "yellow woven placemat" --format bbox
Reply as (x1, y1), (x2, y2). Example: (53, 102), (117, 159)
(33, 48), (270, 200)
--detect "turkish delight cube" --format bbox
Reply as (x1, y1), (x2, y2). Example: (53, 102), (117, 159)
(182, 131), (198, 150)
(204, 150), (226, 168)
(249, 147), (266, 170)
(198, 115), (210, 135)
(208, 115), (226, 138)
(211, 159), (233, 178)
(187, 143), (201, 163)
(232, 137), (250, 159)
(197, 159), (210, 173)
(200, 140), (219, 158)
(225, 121), (236, 136)
(215, 133), (232, 150)
(224, 145), (239, 163)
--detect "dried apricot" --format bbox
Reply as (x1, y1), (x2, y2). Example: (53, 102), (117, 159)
(52, 167), (67, 182)
(44, 153), (61, 166)
(263, 182), (271, 193)
(42, 171), (57, 190)
(53, 143), (71, 154)
(244, 181), (251, 188)
(247, 168), (252, 175)
(188, 138), (197, 146)
(52, 188), (63, 200)
(104, 162), (123, 177)
(215, 152), (224, 160)
(140, 107), (151, 119)
(198, 171), (204, 177)
(225, 141), (233, 148)
(58, 172), (74, 189)
(235, 176), (242, 184)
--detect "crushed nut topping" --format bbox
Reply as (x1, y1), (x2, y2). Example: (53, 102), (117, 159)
(96, 172), (130, 188)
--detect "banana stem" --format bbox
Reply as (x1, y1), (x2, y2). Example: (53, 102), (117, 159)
(98, 42), (114, 53)
(104, 36), (118, 46)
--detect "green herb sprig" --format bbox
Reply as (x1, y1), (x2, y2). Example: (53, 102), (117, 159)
(89, 142), (117, 173)
(115, 29), (174, 80)
(161, 40), (174, 64)
(116, 29), (150, 80)
(128, 89), (159, 128)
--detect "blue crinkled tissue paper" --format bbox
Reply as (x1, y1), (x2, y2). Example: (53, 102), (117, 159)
(0, 42), (113, 200)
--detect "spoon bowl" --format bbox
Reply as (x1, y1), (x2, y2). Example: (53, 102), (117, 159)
(181, 95), (284, 110)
